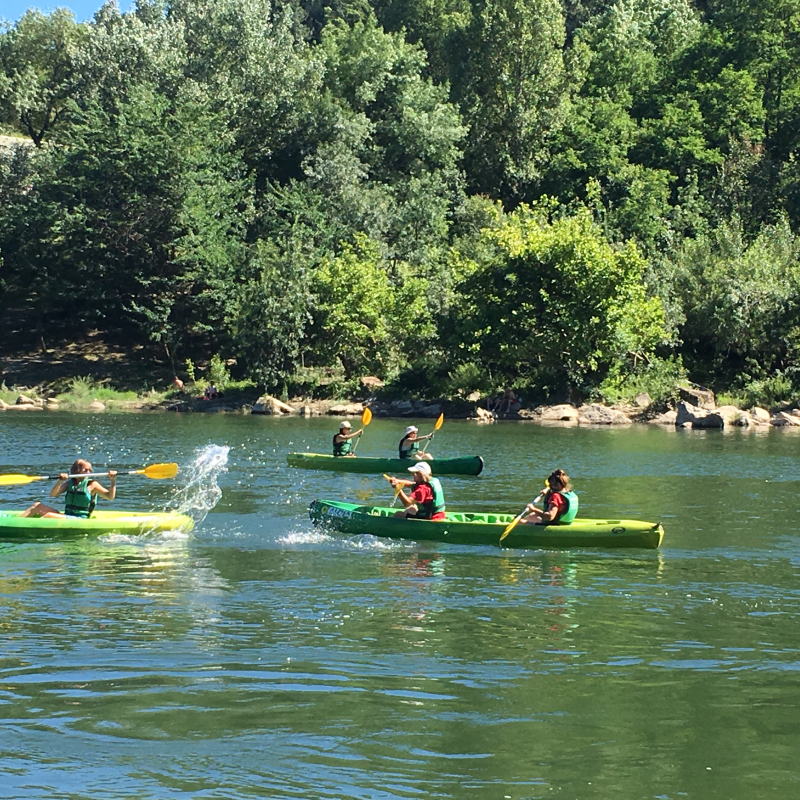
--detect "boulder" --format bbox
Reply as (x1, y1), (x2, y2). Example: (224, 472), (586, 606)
(676, 401), (705, 427)
(474, 406), (495, 423)
(772, 411), (800, 427)
(328, 403), (363, 416)
(679, 385), (716, 410)
(539, 404), (580, 422)
(89, 400), (106, 411)
(16, 394), (35, 405)
(578, 404), (633, 425)
(0, 399), (7, 410)
(299, 405), (313, 417)
(466, 391), (482, 402)
(390, 400), (414, 414)
(750, 406), (772, 424)
(715, 405), (747, 426)
(253, 395), (296, 415)
(634, 392), (652, 408)
(419, 404), (441, 418)
(647, 409), (678, 425)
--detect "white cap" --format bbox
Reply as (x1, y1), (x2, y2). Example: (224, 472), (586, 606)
(405, 425), (418, 435)
(340, 420), (351, 429)
(408, 462), (431, 475)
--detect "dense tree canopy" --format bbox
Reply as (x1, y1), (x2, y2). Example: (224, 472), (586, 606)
(2, 0), (800, 403)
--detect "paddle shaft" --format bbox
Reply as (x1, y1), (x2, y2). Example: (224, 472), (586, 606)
(499, 490), (547, 542)
(420, 413), (444, 454)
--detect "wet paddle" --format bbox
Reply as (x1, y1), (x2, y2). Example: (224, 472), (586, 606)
(0, 463), (179, 487)
(351, 406), (372, 454)
(499, 482), (548, 543)
(420, 413), (444, 455)
(382, 472), (411, 507)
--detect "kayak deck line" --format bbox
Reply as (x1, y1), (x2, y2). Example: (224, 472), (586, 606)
(309, 499), (664, 550)
(287, 453), (484, 476)
(0, 509), (194, 540)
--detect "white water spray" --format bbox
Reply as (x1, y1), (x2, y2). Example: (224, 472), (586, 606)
(167, 444), (230, 525)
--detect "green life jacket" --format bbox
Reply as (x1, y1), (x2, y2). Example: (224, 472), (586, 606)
(547, 489), (578, 524)
(64, 478), (96, 518)
(399, 435), (421, 459)
(333, 433), (353, 457)
(417, 477), (446, 519)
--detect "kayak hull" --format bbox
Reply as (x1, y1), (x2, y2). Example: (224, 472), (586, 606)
(309, 499), (663, 550)
(287, 453), (484, 476)
(0, 509), (194, 540)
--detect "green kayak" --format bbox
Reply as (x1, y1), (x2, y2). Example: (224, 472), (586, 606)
(0, 509), (194, 540)
(287, 453), (484, 475)
(309, 499), (664, 550)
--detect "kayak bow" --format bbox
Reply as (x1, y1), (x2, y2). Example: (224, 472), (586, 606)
(309, 499), (663, 549)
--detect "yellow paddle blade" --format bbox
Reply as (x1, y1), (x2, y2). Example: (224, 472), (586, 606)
(362, 406), (373, 426)
(0, 473), (46, 487)
(499, 511), (525, 542)
(140, 463), (179, 479)
(434, 412), (444, 431)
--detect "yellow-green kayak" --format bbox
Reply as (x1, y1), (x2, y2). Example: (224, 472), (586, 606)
(0, 509), (194, 540)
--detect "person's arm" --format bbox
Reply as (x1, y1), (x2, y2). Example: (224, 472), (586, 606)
(90, 470), (117, 500)
(345, 429), (364, 439)
(50, 473), (69, 498)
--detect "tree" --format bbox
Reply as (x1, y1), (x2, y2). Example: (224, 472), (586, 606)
(0, 9), (89, 145)
(448, 203), (666, 395)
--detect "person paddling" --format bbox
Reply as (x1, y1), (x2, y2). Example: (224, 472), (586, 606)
(21, 459), (117, 519)
(521, 468), (578, 525)
(388, 462), (446, 520)
(332, 420), (363, 457)
(398, 425), (434, 461)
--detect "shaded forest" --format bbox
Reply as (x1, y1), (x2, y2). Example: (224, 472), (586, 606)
(2, 0), (800, 404)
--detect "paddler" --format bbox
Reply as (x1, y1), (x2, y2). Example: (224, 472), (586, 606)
(21, 459), (117, 519)
(332, 420), (363, 457)
(398, 425), (434, 460)
(521, 468), (578, 525)
(388, 462), (446, 520)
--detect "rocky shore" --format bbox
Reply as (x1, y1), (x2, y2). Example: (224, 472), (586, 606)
(4, 383), (800, 429)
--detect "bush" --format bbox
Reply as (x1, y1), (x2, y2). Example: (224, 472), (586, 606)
(595, 356), (688, 406)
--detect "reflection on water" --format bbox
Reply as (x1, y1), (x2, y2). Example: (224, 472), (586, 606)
(1, 414), (800, 798)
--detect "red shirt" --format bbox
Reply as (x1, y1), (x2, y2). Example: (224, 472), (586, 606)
(411, 483), (446, 521)
(546, 491), (568, 521)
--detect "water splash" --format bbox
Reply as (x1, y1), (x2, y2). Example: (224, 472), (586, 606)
(167, 444), (229, 526)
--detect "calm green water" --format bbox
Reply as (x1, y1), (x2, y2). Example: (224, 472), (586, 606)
(1, 412), (800, 799)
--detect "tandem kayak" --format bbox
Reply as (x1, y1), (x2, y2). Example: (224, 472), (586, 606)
(309, 499), (664, 550)
(0, 509), (194, 540)
(287, 453), (484, 476)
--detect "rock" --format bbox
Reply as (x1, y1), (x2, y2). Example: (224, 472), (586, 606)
(420, 404), (441, 418)
(751, 407), (772, 424)
(299, 405), (313, 417)
(539, 404), (580, 422)
(16, 394), (35, 405)
(648, 410), (678, 425)
(678, 385), (716, 410)
(167, 401), (190, 412)
(253, 395), (297, 415)
(328, 403), (363, 416)
(0, 399), (7, 410)
(772, 411), (800, 426)
(359, 376), (385, 390)
(578, 404), (632, 425)
(676, 401), (705, 427)
(634, 392), (652, 408)
(715, 405), (747, 426)
(474, 406), (495, 423)
(6, 404), (43, 411)
(466, 391), (482, 402)
(390, 400), (414, 413)
(89, 400), (106, 411)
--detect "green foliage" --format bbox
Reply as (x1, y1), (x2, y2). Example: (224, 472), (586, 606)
(448, 203), (667, 395)
(56, 376), (139, 406)
(718, 373), (796, 411)
(208, 354), (232, 390)
(595, 355), (687, 406)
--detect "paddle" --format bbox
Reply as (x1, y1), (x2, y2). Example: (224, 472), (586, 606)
(419, 412), (444, 455)
(383, 472), (411, 507)
(0, 463), (179, 487)
(351, 407), (372, 455)
(499, 482), (548, 543)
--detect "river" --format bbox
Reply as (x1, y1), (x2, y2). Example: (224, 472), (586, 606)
(1, 411), (799, 799)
